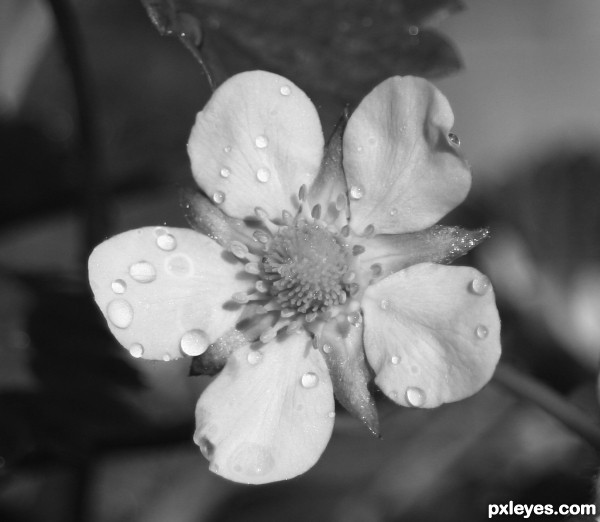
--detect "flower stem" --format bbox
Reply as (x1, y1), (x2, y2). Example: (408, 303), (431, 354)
(493, 362), (600, 450)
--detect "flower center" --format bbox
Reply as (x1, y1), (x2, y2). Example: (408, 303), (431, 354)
(262, 221), (352, 314)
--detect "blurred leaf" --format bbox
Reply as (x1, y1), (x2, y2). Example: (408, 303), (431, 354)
(142, 0), (464, 103)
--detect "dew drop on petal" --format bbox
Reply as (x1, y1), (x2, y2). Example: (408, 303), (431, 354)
(212, 191), (225, 204)
(129, 343), (144, 358)
(255, 135), (269, 149)
(475, 324), (489, 339)
(256, 167), (271, 183)
(301, 372), (319, 389)
(129, 261), (156, 283)
(220, 167), (231, 178)
(162, 354), (171, 362)
(107, 299), (133, 328)
(111, 279), (127, 294)
(379, 299), (389, 310)
(448, 132), (460, 146)
(180, 329), (210, 356)
(322, 343), (332, 354)
(247, 350), (263, 365)
(389, 207), (398, 216)
(156, 233), (177, 251)
(328, 411), (336, 418)
(349, 185), (364, 200)
(470, 276), (491, 296)
(279, 85), (291, 96)
(408, 25), (419, 35)
(347, 311), (362, 327)
(391, 355), (400, 365)
(406, 387), (426, 407)
(223, 145), (232, 153)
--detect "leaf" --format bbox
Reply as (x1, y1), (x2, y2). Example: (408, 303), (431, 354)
(141, 0), (464, 104)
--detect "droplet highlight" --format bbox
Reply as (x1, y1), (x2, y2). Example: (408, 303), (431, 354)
(256, 167), (271, 183)
(247, 350), (263, 365)
(129, 261), (156, 283)
(301, 372), (319, 389)
(107, 299), (133, 329)
(379, 299), (389, 310)
(255, 135), (269, 149)
(391, 355), (400, 365)
(111, 279), (127, 294)
(475, 324), (489, 339)
(180, 329), (210, 356)
(220, 167), (231, 178)
(470, 276), (491, 295)
(279, 85), (291, 96)
(349, 185), (364, 200)
(212, 191), (225, 204)
(223, 145), (232, 153)
(129, 343), (144, 358)
(347, 311), (362, 327)
(389, 207), (398, 216)
(406, 387), (426, 407)
(322, 343), (332, 354)
(448, 132), (460, 146)
(156, 233), (177, 251)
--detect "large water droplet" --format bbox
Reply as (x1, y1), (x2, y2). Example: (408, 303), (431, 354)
(180, 329), (210, 356)
(406, 387), (426, 407)
(107, 299), (133, 329)
(212, 191), (225, 204)
(129, 343), (144, 358)
(247, 350), (263, 365)
(165, 254), (192, 277)
(301, 371), (319, 389)
(475, 324), (489, 339)
(470, 276), (491, 295)
(322, 343), (332, 354)
(229, 443), (274, 477)
(255, 135), (269, 149)
(256, 167), (271, 183)
(156, 233), (177, 251)
(129, 261), (156, 283)
(220, 167), (231, 178)
(349, 185), (364, 200)
(279, 85), (291, 96)
(448, 132), (460, 146)
(111, 279), (127, 294)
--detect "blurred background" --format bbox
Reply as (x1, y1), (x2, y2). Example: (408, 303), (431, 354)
(0, 0), (599, 521)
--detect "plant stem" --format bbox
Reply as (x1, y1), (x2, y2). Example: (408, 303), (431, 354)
(493, 362), (600, 450)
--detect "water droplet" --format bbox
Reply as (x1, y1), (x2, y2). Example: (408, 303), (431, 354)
(220, 167), (231, 178)
(349, 185), (364, 200)
(111, 279), (127, 294)
(301, 372), (319, 388)
(165, 254), (192, 277)
(279, 85), (291, 96)
(247, 350), (263, 365)
(129, 343), (144, 358)
(229, 443), (274, 477)
(129, 261), (156, 283)
(212, 191), (225, 204)
(347, 311), (362, 327)
(356, 146), (364, 153)
(328, 411), (336, 418)
(448, 132), (460, 146)
(255, 135), (268, 149)
(223, 145), (232, 153)
(391, 355), (400, 365)
(255, 167), (271, 183)
(379, 299), (389, 310)
(408, 25), (419, 35)
(475, 324), (489, 339)
(162, 354), (171, 362)
(180, 329), (210, 356)
(156, 233), (176, 251)
(322, 343), (332, 354)
(198, 436), (215, 461)
(470, 276), (491, 295)
(406, 387), (426, 407)
(107, 299), (133, 329)
(389, 207), (398, 216)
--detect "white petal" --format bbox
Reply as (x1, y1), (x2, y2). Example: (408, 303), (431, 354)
(362, 263), (501, 408)
(88, 227), (248, 361)
(188, 71), (324, 220)
(194, 333), (335, 484)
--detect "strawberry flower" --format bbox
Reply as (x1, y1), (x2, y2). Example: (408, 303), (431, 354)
(88, 71), (501, 484)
